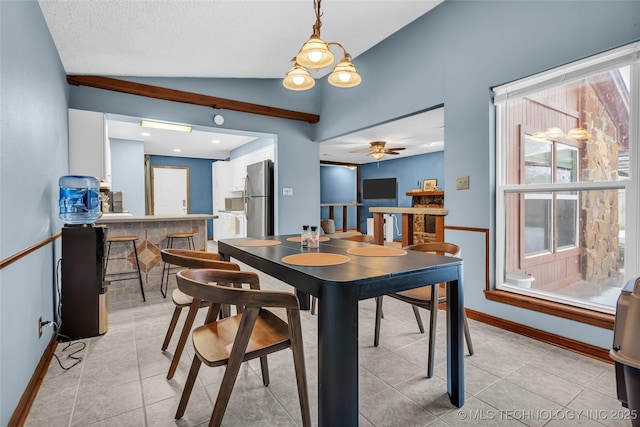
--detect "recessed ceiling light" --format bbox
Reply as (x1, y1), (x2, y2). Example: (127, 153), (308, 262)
(141, 132), (151, 137)
(173, 148), (182, 152)
(212, 139), (220, 144)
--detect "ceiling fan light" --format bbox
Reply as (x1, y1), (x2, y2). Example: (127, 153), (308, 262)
(297, 35), (335, 69)
(328, 58), (361, 88)
(283, 64), (315, 91)
(370, 152), (384, 160)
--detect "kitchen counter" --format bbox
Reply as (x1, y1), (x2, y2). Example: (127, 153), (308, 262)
(97, 214), (215, 297)
(97, 214), (216, 223)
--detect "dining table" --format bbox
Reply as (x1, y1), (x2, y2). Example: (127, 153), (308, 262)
(217, 235), (465, 426)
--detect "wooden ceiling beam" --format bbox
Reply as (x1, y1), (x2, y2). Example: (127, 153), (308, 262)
(66, 75), (320, 124)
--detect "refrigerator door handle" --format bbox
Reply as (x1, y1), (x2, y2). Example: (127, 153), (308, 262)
(243, 175), (249, 216)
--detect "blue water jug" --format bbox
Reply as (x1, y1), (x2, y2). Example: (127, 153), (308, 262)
(59, 175), (101, 225)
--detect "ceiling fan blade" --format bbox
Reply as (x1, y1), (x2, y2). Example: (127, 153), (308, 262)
(384, 151), (400, 155)
(386, 147), (406, 152)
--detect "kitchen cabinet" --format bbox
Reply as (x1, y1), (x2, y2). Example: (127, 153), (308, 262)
(68, 109), (111, 185)
(212, 160), (231, 213)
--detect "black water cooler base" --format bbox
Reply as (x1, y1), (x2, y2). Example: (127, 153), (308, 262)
(60, 225), (108, 340)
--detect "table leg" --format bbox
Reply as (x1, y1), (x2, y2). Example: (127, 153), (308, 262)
(318, 284), (359, 426)
(446, 263), (465, 407)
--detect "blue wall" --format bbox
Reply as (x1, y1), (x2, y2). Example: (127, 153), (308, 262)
(2, 2), (639, 421)
(320, 166), (357, 229)
(68, 78), (320, 237)
(0, 2), (69, 424)
(315, 1), (640, 348)
(320, 152), (444, 237)
(149, 155), (215, 238)
(360, 151), (444, 238)
(110, 138), (145, 216)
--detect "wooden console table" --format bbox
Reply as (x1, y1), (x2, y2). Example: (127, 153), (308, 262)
(369, 207), (448, 247)
(321, 202), (363, 232)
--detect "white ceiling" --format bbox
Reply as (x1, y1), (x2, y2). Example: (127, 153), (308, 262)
(38, 0), (445, 162)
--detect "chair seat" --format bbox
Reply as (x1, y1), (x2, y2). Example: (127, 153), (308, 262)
(172, 288), (194, 306)
(168, 232), (196, 238)
(193, 309), (290, 367)
(393, 285), (446, 305)
(107, 235), (138, 242)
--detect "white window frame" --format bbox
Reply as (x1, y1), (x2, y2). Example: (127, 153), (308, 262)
(495, 42), (640, 314)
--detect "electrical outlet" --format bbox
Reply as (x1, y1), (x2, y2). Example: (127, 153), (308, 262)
(38, 316), (43, 338)
(282, 187), (293, 196)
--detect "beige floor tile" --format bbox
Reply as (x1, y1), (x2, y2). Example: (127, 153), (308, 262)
(22, 244), (620, 426)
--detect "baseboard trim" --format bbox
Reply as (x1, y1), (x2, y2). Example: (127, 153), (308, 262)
(465, 308), (612, 364)
(8, 333), (57, 427)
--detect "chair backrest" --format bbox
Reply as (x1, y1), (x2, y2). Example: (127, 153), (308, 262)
(177, 269), (299, 310)
(341, 234), (375, 243)
(403, 242), (461, 257)
(161, 249), (240, 271)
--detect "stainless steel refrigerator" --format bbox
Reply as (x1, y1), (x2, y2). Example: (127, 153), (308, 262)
(245, 160), (274, 237)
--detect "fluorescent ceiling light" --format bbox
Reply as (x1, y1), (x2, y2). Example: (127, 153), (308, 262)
(140, 120), (192, 133)
(173, 148), (182, 152)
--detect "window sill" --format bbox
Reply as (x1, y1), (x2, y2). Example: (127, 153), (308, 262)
(484, 289), (614, 330)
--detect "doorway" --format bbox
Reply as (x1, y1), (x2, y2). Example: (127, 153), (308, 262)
(152, 166), (189, 215)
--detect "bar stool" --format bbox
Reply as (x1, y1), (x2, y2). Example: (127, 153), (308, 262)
(160, 232), (196, 298)
(166, 232), (196, 250)
(104, 235), (145, 302)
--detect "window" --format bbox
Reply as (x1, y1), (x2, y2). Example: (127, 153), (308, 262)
(495, 43), (639, 314)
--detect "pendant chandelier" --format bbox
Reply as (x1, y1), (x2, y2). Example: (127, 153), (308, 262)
(283, 0), (362, 91)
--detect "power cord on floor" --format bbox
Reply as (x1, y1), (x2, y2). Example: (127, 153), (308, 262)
(52, 329), (86, 371)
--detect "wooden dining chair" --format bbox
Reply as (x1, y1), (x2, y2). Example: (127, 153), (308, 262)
(175, 268), (311, 427)
(310, 233), (375, 315)
(160, 249), (240, 380)
(374, 242), (474, 378)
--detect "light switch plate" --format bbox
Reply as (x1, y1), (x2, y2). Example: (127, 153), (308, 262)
(283, 187), (293, 196)
(456, 176), (469, 190)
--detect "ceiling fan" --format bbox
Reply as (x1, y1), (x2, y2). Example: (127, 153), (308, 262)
(349, 141), (406, 160)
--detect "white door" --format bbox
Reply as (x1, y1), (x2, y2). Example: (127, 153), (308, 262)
(152, 166), (189, 215)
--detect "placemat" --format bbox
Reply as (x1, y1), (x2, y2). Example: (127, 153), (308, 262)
(286, 236), (330, 243)
(346, 247), (407, 257)
(233, 240), (282, 247)
(281, 253), (350, 266)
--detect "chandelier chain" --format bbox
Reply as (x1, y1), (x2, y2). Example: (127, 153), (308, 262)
(313, 0), (323, 36)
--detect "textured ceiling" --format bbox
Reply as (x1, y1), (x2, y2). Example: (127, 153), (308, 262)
(38, 0), (442, 78)
(39, 0), (444, 162)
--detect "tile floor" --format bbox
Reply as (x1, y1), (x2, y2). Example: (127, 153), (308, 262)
(25, 244), (631, 427)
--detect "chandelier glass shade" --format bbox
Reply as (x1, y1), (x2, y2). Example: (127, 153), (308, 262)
(328, 56), (362, 88)
(282, 63), (316, 91)
(297, 35), (335, 69)
(283, 0), (361, 91)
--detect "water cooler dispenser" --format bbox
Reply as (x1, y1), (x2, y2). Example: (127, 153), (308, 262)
(59, 175), (108, 340)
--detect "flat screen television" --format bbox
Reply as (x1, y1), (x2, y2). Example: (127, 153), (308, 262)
(362, 178), (397, 199)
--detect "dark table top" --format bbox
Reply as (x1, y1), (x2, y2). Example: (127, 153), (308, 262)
(217, 235), (462, 300)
